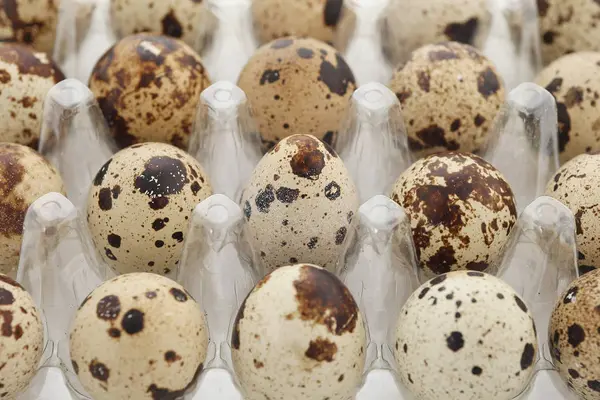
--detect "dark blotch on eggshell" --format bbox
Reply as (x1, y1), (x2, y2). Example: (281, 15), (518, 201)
(567, 323), (585, 347)
(98, 187), (113, 210)
(134, 156), (189, 200)
(243, 200), (252, 220)
(324, 181), (341, 200)
(520, 343), (535, 370)
(563, 286), (578, 304)
(146, 361), (204, 399)
(514, 295), (528, 313)
(297, 48), (314, 59)
(121, 309), (144, 334)
(271, 38), (294, 49)
(107, 233), (121, 248)
(172, 231), (184, 242)
(415, 125), (459, 152)
(446, 331), (464, 352)
(305, 337), (338, 362)
(444, 18), (479, 44)
(89, 360), (110, 382)
(318, 52), (356, 96)
(94, 159), (112, 186)
(256, 184), (276, 212)
(324, 0), (343, 27)
(288, 136), (326, 180)
(276, 187), (300, 203)
(170, 287), (188, 302)
(335, 226), (347, 245)
(72, 360), (79, 375)
(477, 67), (501, 98)
(430, 274), (447, 286)
(96, 295), (121, 320)
(259, 69), (280, 85)
(161, 10), (183, 38)
(0, 288), (14, 305)
(588, 381), (600, 392)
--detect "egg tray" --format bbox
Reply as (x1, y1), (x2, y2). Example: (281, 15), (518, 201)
(5, 0), (582, 399)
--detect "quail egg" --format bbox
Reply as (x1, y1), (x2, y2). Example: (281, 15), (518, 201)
(232, 263), (366, 400)
(70, 272), (208, 400)
(546, 152), (600, 274)
(88, 34), (211, 149)
(86, 142), (212, 276)
(0, 143), (65, 277)
(0, 0), (60, 53)
(535, 52), (600, 163)
(388, 41), (505, 157)
(382, 0), (490, 67)
(538, 0), (600, 65)
(0, 43), (65, 147)
(0, 274), (44, 400)
(251, 0), (345, 45)
(390, 152), (517, 279)
(394, 271), (538, 399)
(110, 0), (216, 51)
(549, 268), (600, 399)
(238, 37), (356, 151)
(241, 134), (358, 274)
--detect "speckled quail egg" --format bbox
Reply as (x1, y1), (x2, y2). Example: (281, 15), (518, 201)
(537, 0), (600, 65)
(251, 0), (345, 45)
(0, 143), (65, 277)
(534, 52), (600, 163)
(238, 37), (356, 151)
(89, 34), (211, 149)
(241, 134), (358, 274)
(394, 271), (538, 400)
(70, 272), (208, 400)
(549, 268), (600, 399)
(390, 152), (517, 279)
(0, 43), (65, 147)
(232, 263), (366, 400)
(382, 0), (490, 67)
(388, 41), (505, 157)
(86, 142), (212, 276)
(545, 152), (600, 274)
(0, 0), (60, 54)
(0, 274), (44, 400)
(110, 0), (216, 51)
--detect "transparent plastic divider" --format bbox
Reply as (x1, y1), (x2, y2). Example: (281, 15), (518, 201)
(39, 79), (117, 211)
(482, 82), (559, 214)
(189, 82), (262, 203)
(334, 83), (412, 204)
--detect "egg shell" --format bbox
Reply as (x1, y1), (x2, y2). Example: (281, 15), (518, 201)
(237, 37), (356, 150)
(0, 143), (65, 277)
(110, 0), (215, 51)
(0, 0), (60, 53)
(394, 271), (538, 400)
(86, 142), (212, 276)
(549, 268), (600, 399)
(231, 264), (366, 400)
(0, 274), (44, 400)
(69, 272), (208, 400)
(390, 152), (517, 279)
(88, 34), (211, 150)
(388, 41), (504, 157)
(251, 0), (344, 45)
(535, 52), (600, 164)
(545, 152), (600, 274)
(537, 0), (600, 65)
(0, 43), (65, 147)
(240, 134), (358, 274)
(382, 0), (489, 66)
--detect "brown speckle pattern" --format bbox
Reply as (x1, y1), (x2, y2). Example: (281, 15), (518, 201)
(0, 0), (60, 53)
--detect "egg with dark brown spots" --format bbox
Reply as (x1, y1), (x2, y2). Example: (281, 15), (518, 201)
(251, 0), (345, 45)
(69, 273), (208, 400)
(0, 0), (60, 53)
(86, 142), (212, 276)
(390, 152), (517, 279)
(89, 34), (211, 150)
(0, 273), (44, 399)
(537, 0), (600, 65)
(237, 37), (356, 151)
(394, 271), (538, 399)
(535, 52), (600, 164)
(0, 43), (65, 148)
(545, 153), (600, 274)
(388, 41), (504, 157)
(549, 268), (600, 399)
(241, 134), (358, 274)
(232, 264), (366, 400)
(0, 143), (65, 277)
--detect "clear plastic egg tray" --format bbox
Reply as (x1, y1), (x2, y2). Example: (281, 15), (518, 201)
(5, 0), (586, 399)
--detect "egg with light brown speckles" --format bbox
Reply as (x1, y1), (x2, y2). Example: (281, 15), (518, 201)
(394, 271), (538, 400)
(0, 0), (60, 54)
(251, 0), (345, 45)
(70, 272), (208, 400)
(535, 52), (600, 164)
(388, 41), (504, 158)
(238, 37), (356, 152)
(89, 34), (211, 150)
(0, 43), (64, 148)
(390, 152), (517, 279)
(549, 268), (600, 399)
(86, 142), (212, 277)
(232, 263), (366, 400)
(545, 152), (600, 275)
(0, 143), (64, 277)
(241, 134), (358, 274)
